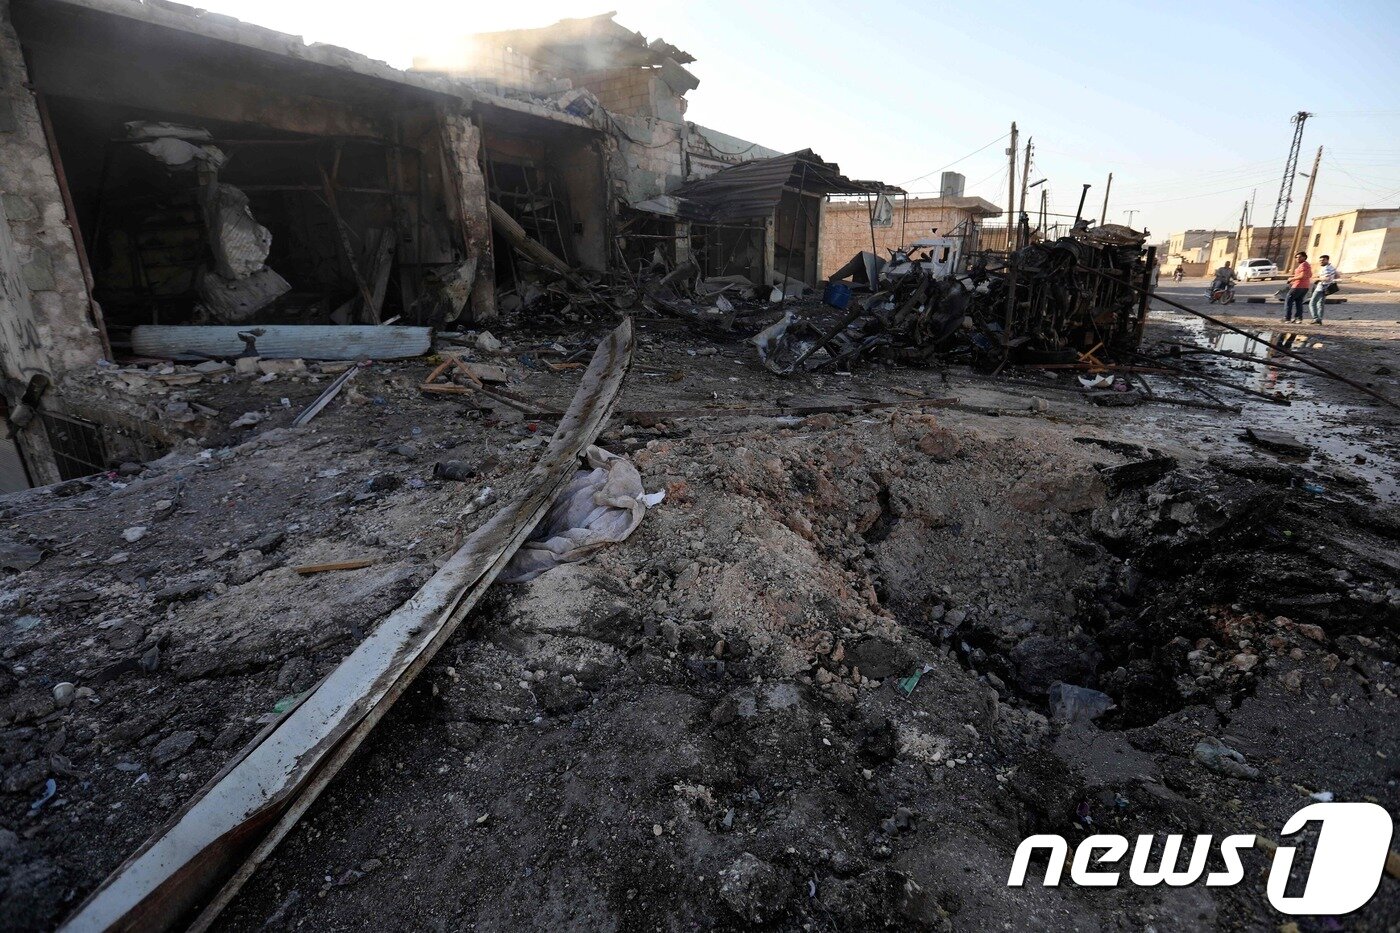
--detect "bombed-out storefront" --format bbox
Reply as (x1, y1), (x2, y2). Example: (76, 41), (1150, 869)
(0, 0), (501, 488)
(0, 3), (869, 491)
(666, 150), (895, 294)
(475, 101), (607, 308)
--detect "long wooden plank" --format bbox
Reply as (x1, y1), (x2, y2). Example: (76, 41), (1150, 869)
(60, 319), (635, 932)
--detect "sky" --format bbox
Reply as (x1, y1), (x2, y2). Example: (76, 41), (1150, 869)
(198, 0), (1400, 241)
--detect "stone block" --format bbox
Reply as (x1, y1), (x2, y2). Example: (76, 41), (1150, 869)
(20, 250), (55, 291)
(1, 193), (34, 221)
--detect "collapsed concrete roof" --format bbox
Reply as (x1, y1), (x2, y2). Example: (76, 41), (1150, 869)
(34, 0), (600, 132)
(470, 11), (696, 70)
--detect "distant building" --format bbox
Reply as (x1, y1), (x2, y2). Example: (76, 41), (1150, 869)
(1164, 230), (1230, 269)
(1205, 234), (1238, 271)
(1305, 209), (1400, 273)
(1236, 226), (1299, 264)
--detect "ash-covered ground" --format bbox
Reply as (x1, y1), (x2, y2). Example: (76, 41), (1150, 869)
(3, 284), (1399, 931)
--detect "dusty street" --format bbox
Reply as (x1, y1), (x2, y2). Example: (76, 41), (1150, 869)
(4, 291), (1398, 931)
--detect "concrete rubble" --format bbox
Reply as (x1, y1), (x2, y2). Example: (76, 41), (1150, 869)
(1, 3), (1399, 932)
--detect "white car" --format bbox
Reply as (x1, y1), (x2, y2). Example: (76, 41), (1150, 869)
(1238, 258), (1279, 281)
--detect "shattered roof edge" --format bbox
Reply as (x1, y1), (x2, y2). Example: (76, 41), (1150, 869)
(467, 11), (696, 66)
(45, 0), (486, 105)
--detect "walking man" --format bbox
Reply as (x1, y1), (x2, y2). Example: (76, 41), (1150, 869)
(1310, 254), (1338, 323)
(1284, 251), (1312, 323)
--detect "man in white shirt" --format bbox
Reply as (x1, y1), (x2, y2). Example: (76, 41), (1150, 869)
(1310, 254), (1338, 323)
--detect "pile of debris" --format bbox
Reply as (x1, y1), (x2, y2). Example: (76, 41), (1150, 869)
(754, 224), (1154, 375)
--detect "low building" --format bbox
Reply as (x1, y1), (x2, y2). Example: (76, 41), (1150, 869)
(1236, 225), (1299, 266)
(818, 195), (1001, 279)
(1163, 229), (1229, 269)
(1304, 209), (1400, 273)
(1204, 233), (1238, 273)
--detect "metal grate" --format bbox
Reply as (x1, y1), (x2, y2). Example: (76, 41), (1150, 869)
(41, 413), (108, 480)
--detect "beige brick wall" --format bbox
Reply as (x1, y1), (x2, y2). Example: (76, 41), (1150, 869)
(573, 67), (657, 117)
(819, 202), (984, 278)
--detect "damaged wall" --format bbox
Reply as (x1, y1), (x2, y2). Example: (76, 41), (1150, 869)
(0, 0), (105, 384)
(685, 123), (781, 181)
(819, 197), (1002, 278)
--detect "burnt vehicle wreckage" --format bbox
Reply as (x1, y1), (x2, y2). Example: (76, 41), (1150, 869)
(752, 224), (1156, 376)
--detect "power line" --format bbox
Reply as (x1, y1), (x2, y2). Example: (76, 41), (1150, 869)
(1115, 176), (1279, 206)
(895, 132), (1009, 188)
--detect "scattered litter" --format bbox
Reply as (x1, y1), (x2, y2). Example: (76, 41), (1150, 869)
(500, 447), (661, 583)
(896, 663), (934, 698)
(30, 778), (57, 813)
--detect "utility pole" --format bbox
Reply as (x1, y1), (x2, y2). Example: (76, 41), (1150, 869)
(1263, 111), (1312, 267)
(1100, 172), (1113, 229)
(1039, 188), (1047, 239)
(1234, 200), (1248, 266)
(1016, 137), (1033, 248)
(1123, 209), (1139, 228)
(1005, 121), (1018, 250)
(1288, 145), (1323, 263)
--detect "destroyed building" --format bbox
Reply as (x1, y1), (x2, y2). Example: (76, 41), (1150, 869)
(0, 2), (881, 491)
(2, 5), (1399, 933)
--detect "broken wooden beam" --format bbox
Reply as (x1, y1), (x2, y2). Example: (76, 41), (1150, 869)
(291, 363), (363, 427)
(292, 558), (376, 575)
(59, 320), (635, 933)
(487, 199), (587, 289)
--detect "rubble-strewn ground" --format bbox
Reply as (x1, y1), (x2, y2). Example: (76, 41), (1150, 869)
(3, 282), (1399, 931)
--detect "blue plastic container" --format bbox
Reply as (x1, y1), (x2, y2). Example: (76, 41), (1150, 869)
(823, 281), (853, 309)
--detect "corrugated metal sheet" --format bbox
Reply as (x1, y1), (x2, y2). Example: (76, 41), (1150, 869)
(669, 150), (888, 223)
(131, 325), (432, 361)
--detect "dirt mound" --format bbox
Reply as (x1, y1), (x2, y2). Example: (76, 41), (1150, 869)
(211, 409), (1399, 930)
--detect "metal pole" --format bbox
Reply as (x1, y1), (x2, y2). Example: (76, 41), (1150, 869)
(1005, 121), (1018, 250)
(1016, 137), (1033, 248)
(1081, 266), (1400, 411)
(1099, 172), (1113, 229)
(1074, 183), (1091, 226)
(1288, 146), (1323, 263)
(781, 161), (808, 303)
